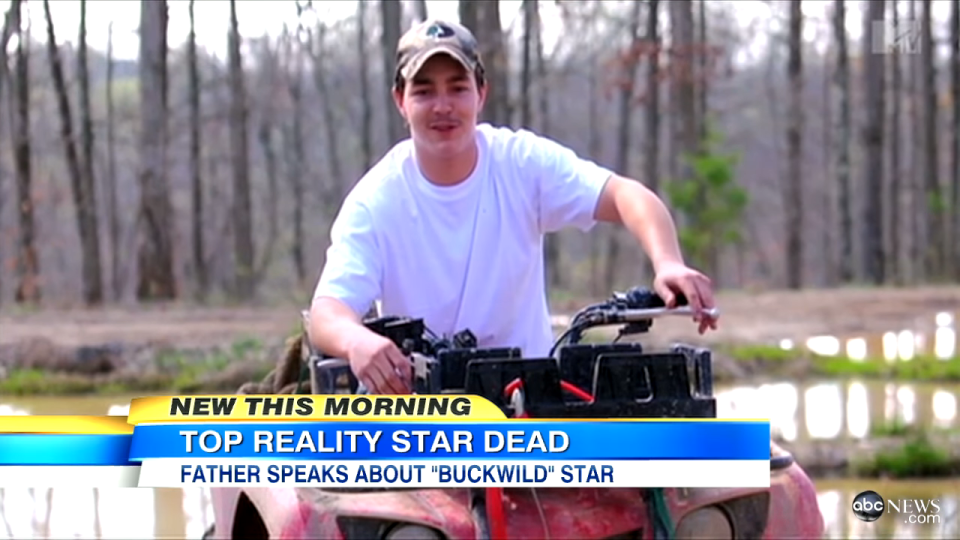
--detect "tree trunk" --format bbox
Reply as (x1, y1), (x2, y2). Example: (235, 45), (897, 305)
(12, 2), (38, 304)
(381, 0), (405, 145)
(697, 0), (708, 142)
(668, 1), (698, 180)
(285, 44), (306, 286)
(44, 0), (103, 305)
(604, 0), (645, 291)
(188, 0), (207, 300)
(862, 0), (886, 284)
(78, 0), (102, 302)
(0, 0), (24, 306)
(919, 0), (943, 278)
(832, 0), (854, 282)
(785, 0), (803, 289)
(136, 0), (177, 300)
(908, 0), (924, 282)
(106, 22), (121, 300)
(642, 0), (661, 282)
(476, 1), (510, 126)
(588, 49), (602, 297)
(309, 25), (344, 195)
(520, 0), (535, 129)
(950, 0), (960, 278)
(645, 0), (661, 197)
(412, 0), (428, 22)
(357, 1), (373, 169)
(228, 0), (255, 299)
(889, 1), (903, 283)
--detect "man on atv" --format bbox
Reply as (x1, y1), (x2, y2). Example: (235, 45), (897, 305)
(309, 19), (717, 395)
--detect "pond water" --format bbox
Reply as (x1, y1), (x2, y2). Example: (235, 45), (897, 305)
(1, 378), (958, 538)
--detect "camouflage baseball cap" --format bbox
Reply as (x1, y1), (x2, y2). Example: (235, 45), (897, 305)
(395, 19), (484, 85)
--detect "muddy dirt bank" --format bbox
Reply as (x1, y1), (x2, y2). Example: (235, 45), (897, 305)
(2, 286), (957, 349)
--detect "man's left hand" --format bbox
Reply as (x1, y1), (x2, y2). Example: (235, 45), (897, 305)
(652, 262), (718, 335)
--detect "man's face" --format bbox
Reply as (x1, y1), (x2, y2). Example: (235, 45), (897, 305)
(394, 54), (486, 157)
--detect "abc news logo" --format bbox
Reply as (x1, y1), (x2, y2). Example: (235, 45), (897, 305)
(852, 490), (942, 524)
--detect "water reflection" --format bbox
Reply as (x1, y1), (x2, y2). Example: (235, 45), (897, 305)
(715, 380), (960, 441)
(799, 311), (957, 361)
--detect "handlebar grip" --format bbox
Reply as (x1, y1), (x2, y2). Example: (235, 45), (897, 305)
(624, 287), (689, 309)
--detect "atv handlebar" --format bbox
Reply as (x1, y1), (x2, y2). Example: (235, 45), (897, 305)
(547, 287), (720, 357)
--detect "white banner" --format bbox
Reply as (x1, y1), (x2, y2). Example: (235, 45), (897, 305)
(138, 459), (771, 488)
(0, 466), (142, 487)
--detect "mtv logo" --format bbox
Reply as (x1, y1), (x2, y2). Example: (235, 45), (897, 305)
(873, 20), (921, 54)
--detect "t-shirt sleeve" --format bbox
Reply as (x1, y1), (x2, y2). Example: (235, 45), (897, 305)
(312, 196), (382, 318)
(517, 130), (613, 234)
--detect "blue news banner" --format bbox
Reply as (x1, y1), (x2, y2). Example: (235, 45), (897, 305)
(127, 421), (773, 489)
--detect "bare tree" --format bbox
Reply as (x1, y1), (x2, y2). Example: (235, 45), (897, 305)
(412, 0), (428, 22)
(307, 23), (343, 188)
(381, 0), (404, 145)
(44, 0), (103, 305)
(642, 0), (661, 282)
(105, 22), (121, 299)
(697, 0), (708, 142)
(645, 0), (661, 197)
(604, 1), (645, 291)
(475, 2), (510, 126)
(11, 0), (38, 304)
(785, 0), (803, 289)
(862, 0), (886, 283)
(888, 0), (903, 283)
(0, 0), (23, 305)
(284, 23), (307, 285)
(136, 0), (177, 300)
(357, 1), (373, 169)
(520, 0), (535, 129)
(950, 0), (960, 277)
(832, 0), (854, 282)
(919, 0), (943, 278)
(228, 0), (255, 299)
(188, 0), (207, 300)
(668, 0), (698, 182)
(78, 0), (96, 265)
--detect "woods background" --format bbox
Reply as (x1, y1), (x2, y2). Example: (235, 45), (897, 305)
(0, 0), (957, 310)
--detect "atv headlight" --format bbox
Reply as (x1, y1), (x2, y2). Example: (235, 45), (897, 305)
(384, 524), (444, 540)
(675, 506), (733, 539)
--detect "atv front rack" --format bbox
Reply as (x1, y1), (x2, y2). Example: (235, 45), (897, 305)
(305, 291), (717, 419)
(308, 339), (715, 418)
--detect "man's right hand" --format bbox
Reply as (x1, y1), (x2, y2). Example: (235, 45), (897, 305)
(346, 332), (412, 394)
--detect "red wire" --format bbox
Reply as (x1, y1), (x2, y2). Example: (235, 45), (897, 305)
(484, 378), (594, 538)
(503, 378), (595, 405)
(560, 380), (595, 402)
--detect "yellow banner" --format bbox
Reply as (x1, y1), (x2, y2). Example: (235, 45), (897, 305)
(126, 395), (507, 424)
(0, 416), (134, 434)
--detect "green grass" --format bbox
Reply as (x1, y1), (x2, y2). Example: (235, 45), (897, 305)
(720, 343), (960, 382)
(853, 433), (960, 478)
(0, 336), (278, 396)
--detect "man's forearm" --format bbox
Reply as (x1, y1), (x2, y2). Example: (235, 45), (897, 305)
(308, 297), (374, 359)
(596, 175), (686, 272)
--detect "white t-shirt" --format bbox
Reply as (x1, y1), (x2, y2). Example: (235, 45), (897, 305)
(313, 123), (613, 358)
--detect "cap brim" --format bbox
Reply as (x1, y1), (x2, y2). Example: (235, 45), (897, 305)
(400, 45), (475, 81)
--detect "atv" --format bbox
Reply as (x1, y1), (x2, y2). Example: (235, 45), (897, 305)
(207, 287), (824, 539)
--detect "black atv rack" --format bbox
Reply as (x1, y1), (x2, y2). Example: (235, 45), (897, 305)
(305, 286), (717, 419)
